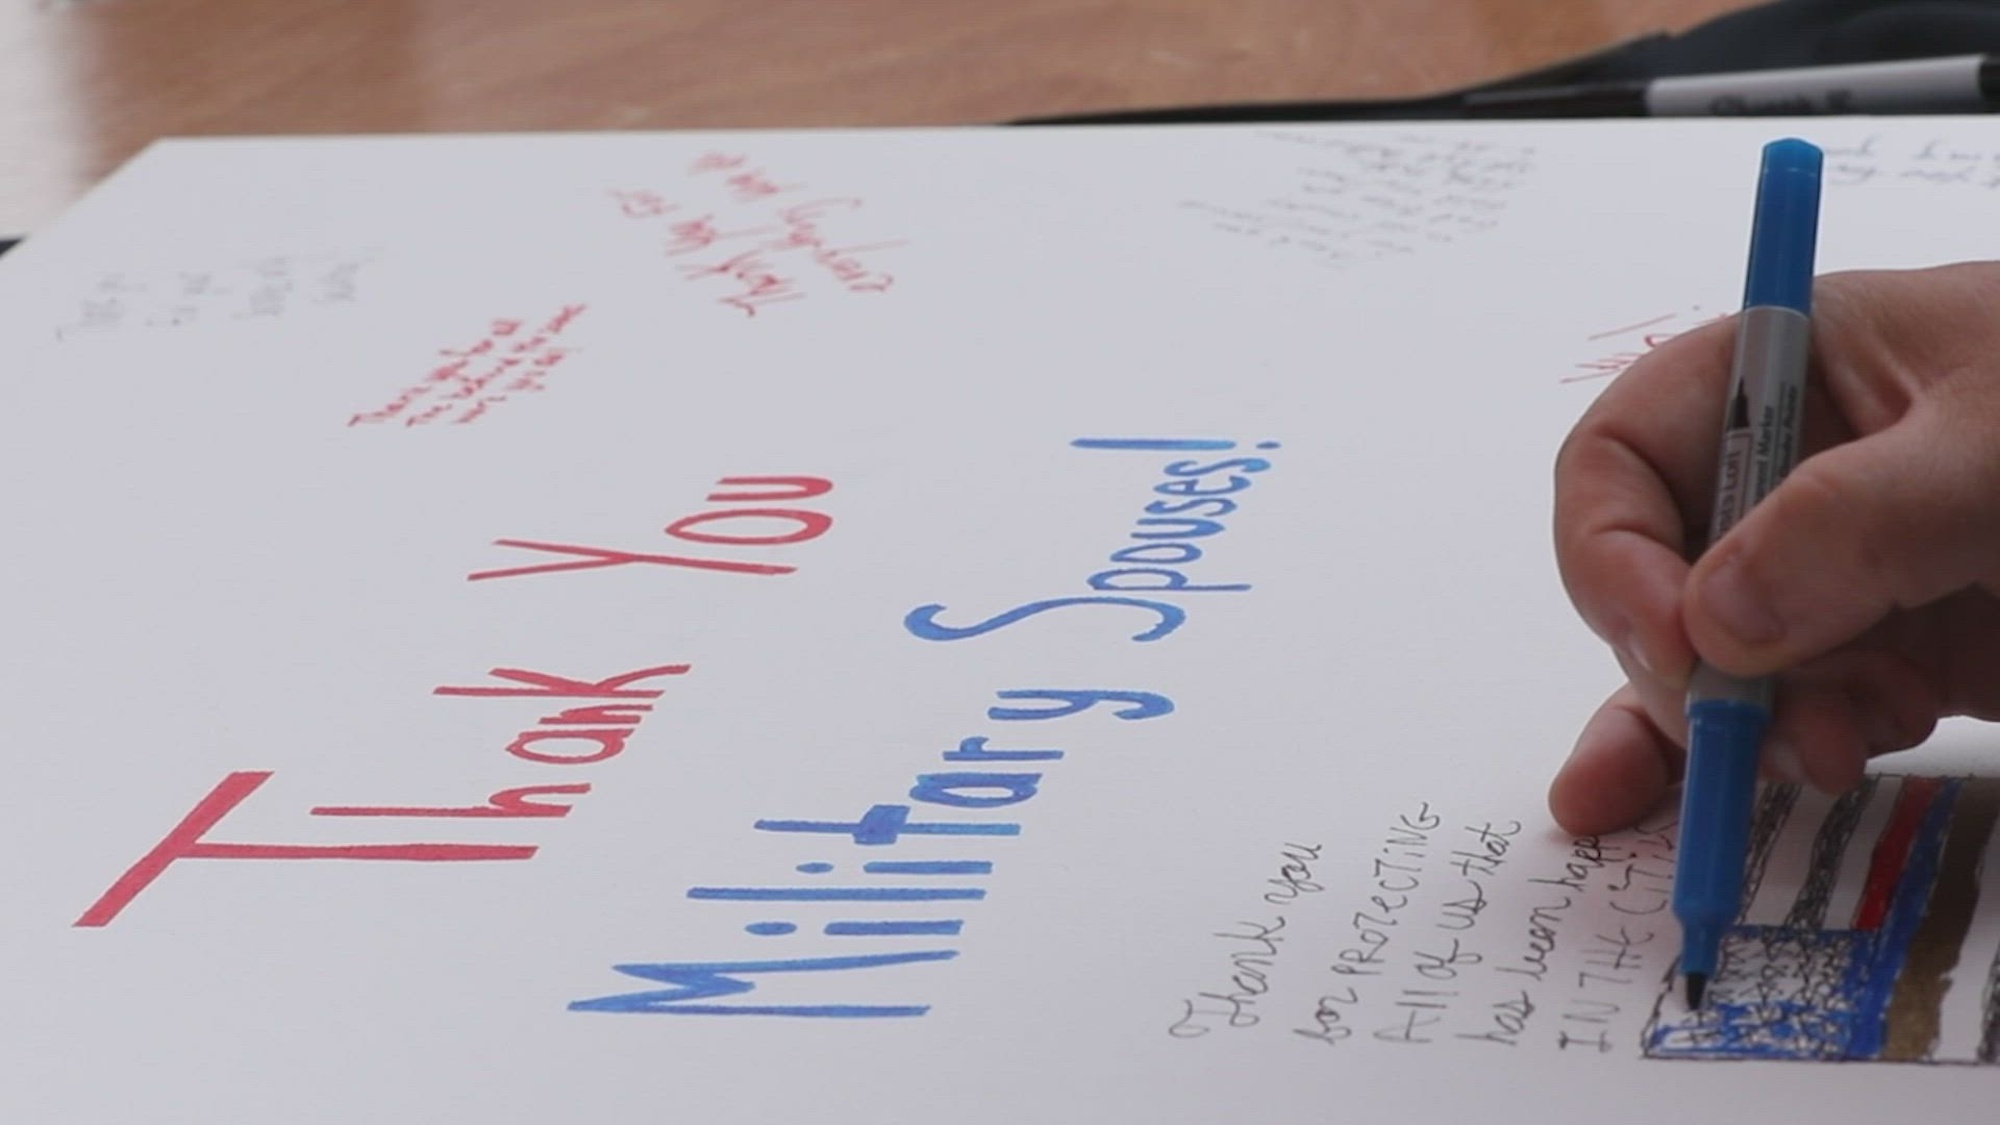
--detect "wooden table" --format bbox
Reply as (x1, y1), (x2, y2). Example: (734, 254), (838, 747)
(0, 0), (1756, 234)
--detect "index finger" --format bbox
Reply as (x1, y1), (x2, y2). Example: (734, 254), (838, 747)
(1554, 315), (1738, 685)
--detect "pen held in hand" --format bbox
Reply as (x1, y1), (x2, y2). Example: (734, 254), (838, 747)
(1673, 137), (1824, 1009)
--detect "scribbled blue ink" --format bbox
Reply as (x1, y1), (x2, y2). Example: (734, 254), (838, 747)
(745, 921), (798, 936)
(1849, 780), (1958, 1058)
(1645, 927), (1861, 1059)
(1644, 779), (1964, 1061)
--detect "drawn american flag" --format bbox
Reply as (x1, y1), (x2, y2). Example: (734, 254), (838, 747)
(1645, 775), (2000, 1064)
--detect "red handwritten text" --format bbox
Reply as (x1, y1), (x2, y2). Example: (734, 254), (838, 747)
(470, 474), (833, 583)
(608, 150), (904, 317)
(73, 661), (687, 927)
(348, 304), (589, 428)
(1567, 306), (1726, 384)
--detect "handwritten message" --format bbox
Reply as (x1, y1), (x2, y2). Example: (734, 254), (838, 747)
(1169, 800), (1680, 1056)
(1184, 132), (1536, 268)
(1169, 842), (1326, 1038)
(608, 151), (905, 317)
(347, 305), (587, 428)
(1826, 135), (2000, 191)
(55, 254), (370, 341)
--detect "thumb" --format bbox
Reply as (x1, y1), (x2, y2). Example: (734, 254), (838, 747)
(1686, 397), (2000, 675)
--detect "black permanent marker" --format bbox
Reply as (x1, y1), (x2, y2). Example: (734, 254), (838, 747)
(1466, 54), (2000, 117)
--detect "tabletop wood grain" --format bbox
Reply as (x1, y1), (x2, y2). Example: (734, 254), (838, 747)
(0, 0), (1757, 233)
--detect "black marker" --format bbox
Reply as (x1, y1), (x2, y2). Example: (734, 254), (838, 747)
(1466, 54), (2000, 117)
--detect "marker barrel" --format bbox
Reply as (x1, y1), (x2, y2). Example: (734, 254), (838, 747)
(1674, 139), (1824, 993)
(1674, 699), (1767, 979)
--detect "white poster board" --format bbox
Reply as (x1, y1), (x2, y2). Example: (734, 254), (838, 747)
(5, 119), (2000, 1123)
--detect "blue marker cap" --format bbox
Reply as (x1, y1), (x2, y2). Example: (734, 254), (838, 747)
(1741, 138), (1823, 315)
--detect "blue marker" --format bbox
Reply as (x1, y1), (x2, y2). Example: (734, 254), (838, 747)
(1675, 138), (1823, 1009)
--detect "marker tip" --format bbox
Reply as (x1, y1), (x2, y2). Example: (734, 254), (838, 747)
(1685, 973), (1708, 1010)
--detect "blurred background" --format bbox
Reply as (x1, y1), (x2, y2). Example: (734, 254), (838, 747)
(0, 1), (1758, 234)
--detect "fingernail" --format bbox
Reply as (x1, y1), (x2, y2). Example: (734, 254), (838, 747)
(1601, 614), (1655, 678)
(1624, 631), (1657, 677)
(1698, 553), (1786, 647)
(1764, 738), (1805, 784)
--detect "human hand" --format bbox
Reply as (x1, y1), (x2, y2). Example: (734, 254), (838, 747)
(1549, 262), (2000, 835)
